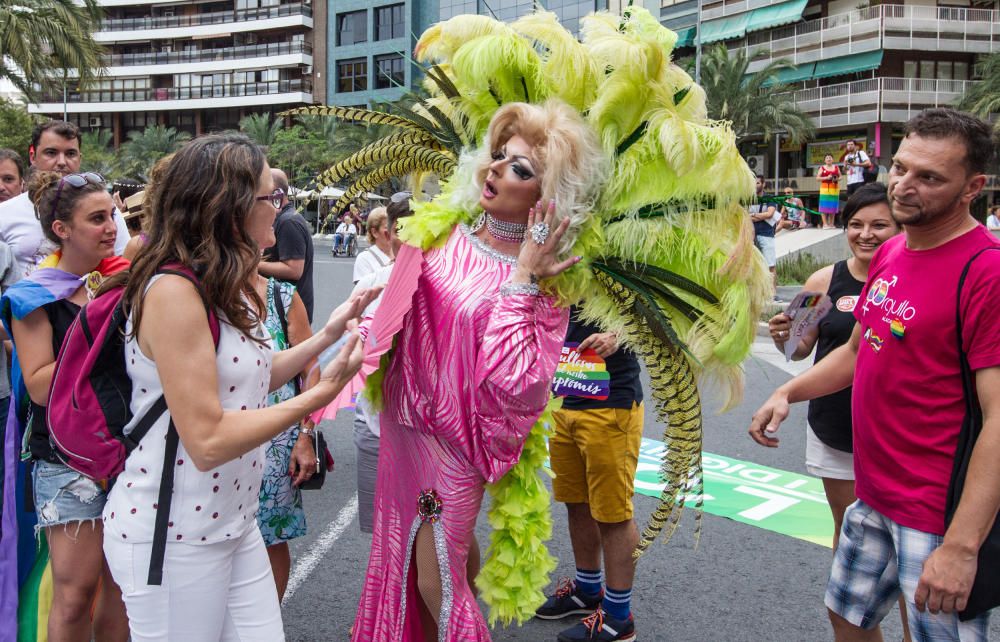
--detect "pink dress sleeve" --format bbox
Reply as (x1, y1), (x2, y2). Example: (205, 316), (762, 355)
(472, 292), (569, 482)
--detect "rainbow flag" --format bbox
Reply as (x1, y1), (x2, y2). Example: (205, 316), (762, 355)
(0, 255), (128, 642)
(552, 343), (611, 400)
(819, 181), (840, 215)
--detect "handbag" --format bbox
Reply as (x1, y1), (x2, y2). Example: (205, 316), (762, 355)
(947, 245), (1000, 621)
(271, 279), (332, 491)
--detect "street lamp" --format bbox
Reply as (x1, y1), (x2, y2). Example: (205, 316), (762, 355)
(694, 0), (703, 83)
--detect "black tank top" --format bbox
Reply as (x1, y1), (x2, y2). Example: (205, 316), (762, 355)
(807, 260), (864, 453)
(28, 298), (81, 462)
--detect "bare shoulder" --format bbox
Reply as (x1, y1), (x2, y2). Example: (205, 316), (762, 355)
(803, 264), (835, 294)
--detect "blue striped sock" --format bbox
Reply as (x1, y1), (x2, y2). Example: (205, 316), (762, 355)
(602, 585), (632, 620)
(574, 568), (603, 597)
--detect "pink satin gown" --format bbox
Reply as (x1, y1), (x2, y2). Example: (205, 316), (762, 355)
(351, 225), (569, 641)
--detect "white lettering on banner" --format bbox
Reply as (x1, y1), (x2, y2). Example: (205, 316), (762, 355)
(551, 376), (603, 396)
(733, 486), (801, 521)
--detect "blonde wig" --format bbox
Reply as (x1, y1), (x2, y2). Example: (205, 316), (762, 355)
(472, 99), (609, 255)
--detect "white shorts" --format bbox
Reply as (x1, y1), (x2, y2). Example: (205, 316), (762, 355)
(805, 424), (854, 481)
(753, 234), (777, 267)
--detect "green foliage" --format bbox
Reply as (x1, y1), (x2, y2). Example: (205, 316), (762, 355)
(239, 112), (282, 148)
(79, 129), (116, 176)
(0, 0), (105, 100)
(0, 98), (38, 157)
(700, 44), (815, 145)
(776, 251), (826, 285)
(116, 125), (191, 181)
(959, 53), (1000, 133)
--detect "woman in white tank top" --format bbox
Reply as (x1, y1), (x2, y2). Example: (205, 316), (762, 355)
(102, 134), (380, 642)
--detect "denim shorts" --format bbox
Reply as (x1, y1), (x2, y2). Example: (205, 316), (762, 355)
(32, 459), (107, 530)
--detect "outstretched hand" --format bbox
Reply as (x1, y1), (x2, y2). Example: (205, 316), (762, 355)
(512, 199), (580, 283)
(322, 286), (383, 342)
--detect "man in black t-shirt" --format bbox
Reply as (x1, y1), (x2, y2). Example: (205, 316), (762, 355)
(535, 308), (644, 642)
(259, 168), (314, 322)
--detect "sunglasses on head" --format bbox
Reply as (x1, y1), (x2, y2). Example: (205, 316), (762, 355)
(255, 188), (285, 209)
(390, 191), (412, 204)
(51, 172), (105, 219)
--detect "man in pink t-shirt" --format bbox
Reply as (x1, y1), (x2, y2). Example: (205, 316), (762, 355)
(750, 108), (1000, 642)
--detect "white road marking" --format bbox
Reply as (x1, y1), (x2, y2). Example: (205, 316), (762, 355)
(282, 496), (359, 604)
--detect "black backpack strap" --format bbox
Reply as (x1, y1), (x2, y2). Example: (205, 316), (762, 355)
(947, 246), (1000, 517)
(147, 418), (179, 585)
(121, 395), (168, 452)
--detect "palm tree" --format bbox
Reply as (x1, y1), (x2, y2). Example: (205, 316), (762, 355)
(117, 125), (191, 181)
(699, 44), (815, 145)
(0, 0), (105, 100)
(239, 112), (283, 148)
(79, 129), (116, 176)
(959, 53), (1000, 133)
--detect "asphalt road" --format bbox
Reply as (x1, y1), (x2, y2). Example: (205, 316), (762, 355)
(279, 248), (999, 642)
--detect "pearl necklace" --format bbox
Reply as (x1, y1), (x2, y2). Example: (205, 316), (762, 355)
(474, 212), (527, 243)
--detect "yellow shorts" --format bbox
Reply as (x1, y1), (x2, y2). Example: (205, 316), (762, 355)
(549, 402), (643, 523)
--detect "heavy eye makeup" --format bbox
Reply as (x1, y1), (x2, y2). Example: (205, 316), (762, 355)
(491, 147), (536, 181)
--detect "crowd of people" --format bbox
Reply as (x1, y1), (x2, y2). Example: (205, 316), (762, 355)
(0, 104), (996, 642)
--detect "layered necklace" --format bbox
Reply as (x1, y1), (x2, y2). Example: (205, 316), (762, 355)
(474, 212), (527, 243)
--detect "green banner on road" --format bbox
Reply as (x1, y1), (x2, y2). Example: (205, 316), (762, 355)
(634, 438), (834, 547)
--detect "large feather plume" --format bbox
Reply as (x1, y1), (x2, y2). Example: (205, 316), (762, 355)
(295, 4), (771, 623)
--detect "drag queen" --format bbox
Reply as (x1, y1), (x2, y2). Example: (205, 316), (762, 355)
(351, 100), (608, 640)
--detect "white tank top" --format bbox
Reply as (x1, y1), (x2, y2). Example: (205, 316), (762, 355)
(103, 276), (273, 545)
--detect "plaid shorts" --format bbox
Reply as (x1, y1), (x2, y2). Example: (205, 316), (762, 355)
(825, 500), (991, 641)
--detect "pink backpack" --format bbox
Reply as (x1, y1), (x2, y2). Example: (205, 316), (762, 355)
(46, 264), (219, 584)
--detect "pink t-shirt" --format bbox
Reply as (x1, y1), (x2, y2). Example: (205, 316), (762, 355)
(853, 225), (1000, 535)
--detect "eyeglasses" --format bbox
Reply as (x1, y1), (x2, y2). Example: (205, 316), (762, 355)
(390, 191), (412, 204)
(255, 188), (285, 209)
(50, 172), (105, 219)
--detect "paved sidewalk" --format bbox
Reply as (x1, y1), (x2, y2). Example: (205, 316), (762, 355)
(774, 227), (842, 260)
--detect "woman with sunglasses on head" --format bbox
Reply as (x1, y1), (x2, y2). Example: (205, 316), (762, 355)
(99, 133), (377, 641)
(1, 170), (130, 641)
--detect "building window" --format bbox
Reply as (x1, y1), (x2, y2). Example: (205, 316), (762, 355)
(375, 4), (405, 41)
(338, 58), (368, 93)
(375, 54), (405, 89)
(337, 10), (367, 46)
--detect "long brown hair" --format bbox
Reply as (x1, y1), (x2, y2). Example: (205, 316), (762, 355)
(123, 133), (266, 339)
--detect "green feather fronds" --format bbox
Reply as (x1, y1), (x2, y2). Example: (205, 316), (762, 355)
(280, 105), (424, 131)
(511, 11), (598, 111)
(476, 396), (562, 626)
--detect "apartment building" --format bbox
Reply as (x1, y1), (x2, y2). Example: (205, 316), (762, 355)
(28, 0), (322, 146)
(662, 0), (1000, 193)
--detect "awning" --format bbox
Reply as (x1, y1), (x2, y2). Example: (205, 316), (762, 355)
(812, 50), (884, 79)
(760, 62), (817, 86)
(697, 13), (750, 44)
(673, 26), (696, 48)
(746, 0), (808, 33)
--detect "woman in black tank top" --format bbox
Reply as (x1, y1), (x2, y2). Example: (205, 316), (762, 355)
(763, 185), (900, 552)
(9, 171), (130, 640)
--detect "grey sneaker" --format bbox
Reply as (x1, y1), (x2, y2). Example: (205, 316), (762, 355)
(535, 578), (603, 620)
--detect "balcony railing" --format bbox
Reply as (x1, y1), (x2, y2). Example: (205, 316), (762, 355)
(39, 79), (313, 104)
(104, 41), (312, 67)
(730, 4), (1000, 71)
(99, 3), (311, 32)
(779, 77), (977, 129)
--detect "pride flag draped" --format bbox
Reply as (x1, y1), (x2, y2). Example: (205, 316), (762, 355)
(0, 254), (128, 642)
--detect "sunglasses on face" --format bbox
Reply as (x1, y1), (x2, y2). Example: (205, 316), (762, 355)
(51, 172), (105, 219)
(255, 188), (285, 209)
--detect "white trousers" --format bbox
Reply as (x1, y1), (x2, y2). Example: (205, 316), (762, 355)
(104, 526), (285, 641)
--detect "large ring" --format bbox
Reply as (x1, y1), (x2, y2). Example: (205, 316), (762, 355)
(530, 221), (550, 245)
